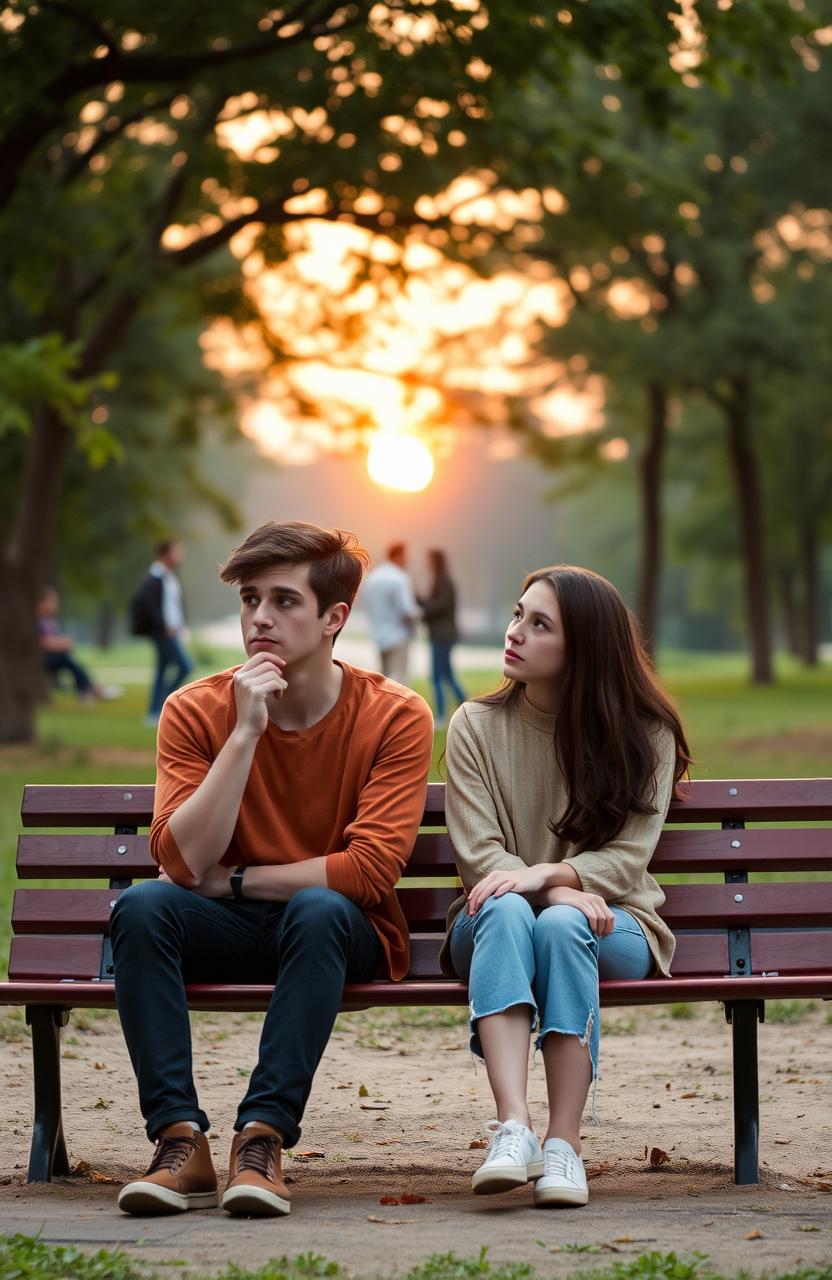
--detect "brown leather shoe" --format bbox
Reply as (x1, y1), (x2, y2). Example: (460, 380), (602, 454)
(222, 1122), (291, 1217)
(118, 1122), (218, 1215)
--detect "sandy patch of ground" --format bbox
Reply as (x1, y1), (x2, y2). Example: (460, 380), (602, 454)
(0, 1003), (830, 1272)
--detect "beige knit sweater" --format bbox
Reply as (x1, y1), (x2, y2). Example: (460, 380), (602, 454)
(439, 693), (677, 978)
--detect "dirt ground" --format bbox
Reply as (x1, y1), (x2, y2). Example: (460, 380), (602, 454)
(0, 1002), (830, 1275)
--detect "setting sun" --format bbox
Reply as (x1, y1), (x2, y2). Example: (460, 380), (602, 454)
(367, 433), (435, 492)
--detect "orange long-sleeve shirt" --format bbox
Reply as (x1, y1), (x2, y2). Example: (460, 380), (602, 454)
(149, 662), (434, 980)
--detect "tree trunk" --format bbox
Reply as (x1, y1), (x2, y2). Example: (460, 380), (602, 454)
(777, 566), (803, 658)
(0, 404), (74, 742)
(0, 560), (44, 742)
(636, 380), (667, 658)
(724, 378), (773, 684)
(798, 520), (819, 666)
(96, 601), (116, 650)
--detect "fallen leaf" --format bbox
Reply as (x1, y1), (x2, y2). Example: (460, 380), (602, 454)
(469, 1139), (488, 1150)
(774, 1137), (792, 1145)
(680, 1092), (699, 1099)
(367, 1215), (417, 1225)
(379, 1194), (427, 1206)
(336, 1083), (352, 1090)
(93, 1098), (110, 1110)
(586, 1160), (615, 1180)
(358, 1084), (369, 1097)
(360, 1103), (389, 1111)
(376, 1139), (404, 1146)
(72, 1160), (116, 1184)
(94, 1062), (106, 1070)
(295, 1151), (325, 1160)
(795, 1225), (820, 1233)
(744, 1229), (764, 1240)
(649, 1147), (670, 1167)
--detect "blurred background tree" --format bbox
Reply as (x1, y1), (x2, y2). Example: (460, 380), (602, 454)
(0, 0), (820, 739)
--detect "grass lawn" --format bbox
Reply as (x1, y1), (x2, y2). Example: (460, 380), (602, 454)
(1, 645), (830, 975)
(1, 1235), (831, 1280)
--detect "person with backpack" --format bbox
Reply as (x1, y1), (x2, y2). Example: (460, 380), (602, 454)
(130, 539), (193, 726)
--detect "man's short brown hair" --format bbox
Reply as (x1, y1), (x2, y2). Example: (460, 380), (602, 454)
(219, 521), (370, 620)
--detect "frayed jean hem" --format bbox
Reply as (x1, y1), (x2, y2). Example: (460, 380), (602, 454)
(468, 998), (536, 1060)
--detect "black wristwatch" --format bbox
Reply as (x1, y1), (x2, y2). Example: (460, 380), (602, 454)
(230, 865), (246, 900)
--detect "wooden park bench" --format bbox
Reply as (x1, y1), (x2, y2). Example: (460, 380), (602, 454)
(1, 779), (831, 1187)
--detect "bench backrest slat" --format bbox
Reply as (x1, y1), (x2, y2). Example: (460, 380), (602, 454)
(17, 825), (832, 879)
(22, 778), (832, 828)
(13, 880), (832, 936)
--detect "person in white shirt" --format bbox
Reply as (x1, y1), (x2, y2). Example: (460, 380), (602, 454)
(130, 538), (194, 725)
(361, 542), (419, 685)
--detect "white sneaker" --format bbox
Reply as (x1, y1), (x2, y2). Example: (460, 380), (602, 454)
(533, 1137), (589, 1207)
(472, 1119), (544, 1195)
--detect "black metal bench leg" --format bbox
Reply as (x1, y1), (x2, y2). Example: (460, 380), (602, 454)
(26, 1006), (71, 1182)
(726, 1000), (763, 1185)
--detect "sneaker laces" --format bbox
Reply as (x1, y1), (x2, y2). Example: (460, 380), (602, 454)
(543, 1144), (578, 1179)
(484, 1119), (530, 1163)
(146, 1134), (198, 1176)
(236, 1133), (279, 1179)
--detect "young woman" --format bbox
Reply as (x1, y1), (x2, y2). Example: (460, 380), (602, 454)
(417, 548), (467, 728)
(440, 565), (690, 1209)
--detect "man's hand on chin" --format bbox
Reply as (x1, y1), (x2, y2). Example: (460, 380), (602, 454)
(157, 866), (233, 898)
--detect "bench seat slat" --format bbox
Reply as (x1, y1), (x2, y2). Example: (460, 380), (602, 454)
(2, 971), (830, 1013)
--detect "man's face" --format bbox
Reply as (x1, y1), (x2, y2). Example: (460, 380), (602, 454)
(239, 563), (338, 667)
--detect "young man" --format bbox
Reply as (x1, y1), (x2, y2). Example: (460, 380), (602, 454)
(111, 522), (434, 1218)
(361, 541), (419, 685)
(130, 538), (193, 726)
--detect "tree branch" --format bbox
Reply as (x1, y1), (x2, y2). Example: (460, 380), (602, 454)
(61, 93), (177, 186)
(0, 1), (359, 208)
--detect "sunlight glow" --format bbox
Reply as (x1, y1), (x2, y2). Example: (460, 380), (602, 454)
(367, 433), (435, 491)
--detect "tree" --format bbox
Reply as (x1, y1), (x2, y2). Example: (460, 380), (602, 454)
(0, 0), (804, 738)
(498, 8), (829, 679)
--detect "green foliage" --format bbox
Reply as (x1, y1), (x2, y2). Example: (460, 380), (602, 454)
(407, 1249), (533, 1280)
(0, 334), (113, 446)
(766, 1000), (817, 1024)
(0, 1234), (147, 1280)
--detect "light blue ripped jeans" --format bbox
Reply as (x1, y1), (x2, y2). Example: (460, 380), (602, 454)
(450, 894), (652, 1116)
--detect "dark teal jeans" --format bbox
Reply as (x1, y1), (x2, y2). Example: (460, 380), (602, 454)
(111, 881), (382, 1146)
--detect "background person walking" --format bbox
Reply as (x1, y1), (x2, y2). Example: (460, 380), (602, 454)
(417, 548), (467, 728)
(129, 538), (193, 725)
(361, 541), (419, 685)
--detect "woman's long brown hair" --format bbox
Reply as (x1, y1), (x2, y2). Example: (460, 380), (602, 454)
(479, 565), (691, 853)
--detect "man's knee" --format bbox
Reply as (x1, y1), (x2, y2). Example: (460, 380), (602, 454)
(281, 886), (356, 940)
(110, 878), (185, 938)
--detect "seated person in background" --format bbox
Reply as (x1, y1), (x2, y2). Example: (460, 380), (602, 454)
(37, 586), (120, 703)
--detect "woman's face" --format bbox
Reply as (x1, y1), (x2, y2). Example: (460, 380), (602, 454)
(503, 579), (566, 684)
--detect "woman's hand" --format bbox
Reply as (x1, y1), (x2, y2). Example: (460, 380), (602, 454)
(540, 885), (616, 935)
(465, 864), (555, 915)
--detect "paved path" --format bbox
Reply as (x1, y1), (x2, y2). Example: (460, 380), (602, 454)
(2, 1175), (831, 1275)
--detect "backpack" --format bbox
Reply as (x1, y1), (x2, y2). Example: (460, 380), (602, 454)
(128, 573), (162, 637)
